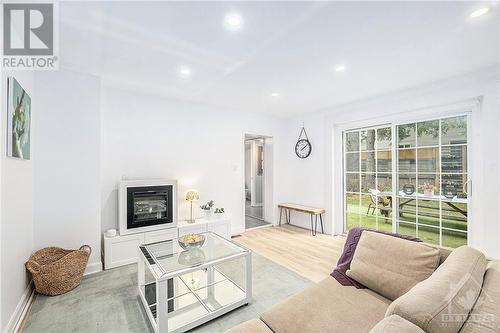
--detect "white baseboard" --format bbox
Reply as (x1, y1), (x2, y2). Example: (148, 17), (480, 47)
(6, 280), (34, 333)
(84, 261), (102, 276)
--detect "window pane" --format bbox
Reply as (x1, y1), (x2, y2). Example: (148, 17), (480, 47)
(417, 174), (440, 196)
(374, 196), (392, 219)
(376, 174), (392, 192)
(398, 149), (416, 173)
(397, 123), (416, 148)
(346, 173), (360, 192)
(361, 194), (375, 216)
(441, 116), (467, 145)
(398, 174), (416, 196)
(345, 132), (360, 152)
(441, 145), (467, 173)
(392, 116), (468, 248)
(417, 225), (440, 245)
(441, 174), (467, 199)
(399, 221), (417, 238)
(378, 218), (392, 232)
(346, 213), (360, 230)
(360, 214), (377, 229)
(398, 197), (416, 223)
(361, 151), (376, 172)
(361, 173), (376, 193)
(377, 127), (391, 149)
(346, 152), (360, 172)
(346, 193), (360, 213)
(360, 129), (376, 151)
(442, 201), (467, 231)
(417, 148), (440, 173)
(442, 230), (467, 248)
(376, 150), (391, 172)
(417, 120), (439, 147)
(417, 199), (440, 228)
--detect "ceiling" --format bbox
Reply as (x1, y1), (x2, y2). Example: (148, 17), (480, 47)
(59, 1), (499, 116)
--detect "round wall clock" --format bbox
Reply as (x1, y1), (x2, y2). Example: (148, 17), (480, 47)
(295, 126), (312, 159)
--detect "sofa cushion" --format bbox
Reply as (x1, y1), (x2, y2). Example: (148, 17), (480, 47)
(370, 315), (426, 333)
(386, 246), (487, 333)
(346, 231), (440, 300)
(260, 277), (391, 333)
(460, 261), (500, 333)
(225, 319), (274, 333)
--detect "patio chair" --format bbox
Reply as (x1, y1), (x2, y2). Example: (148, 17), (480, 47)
(367, 189), (391, 217)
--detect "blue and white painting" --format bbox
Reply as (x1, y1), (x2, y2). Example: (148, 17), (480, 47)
(7, 77), (31, 160)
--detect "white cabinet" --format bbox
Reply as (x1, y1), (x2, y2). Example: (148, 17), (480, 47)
(178, 218), (231, 240)
(207, 222), (231, 239)
(104, 219), (231, 270)
(104, 233), (145, 269)
(104, 228), (177, 269)
(178, 224), (205, 237)
(144, 228), (177, 244)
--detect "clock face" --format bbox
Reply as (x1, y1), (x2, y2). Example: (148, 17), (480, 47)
(295, 139), (312, 158)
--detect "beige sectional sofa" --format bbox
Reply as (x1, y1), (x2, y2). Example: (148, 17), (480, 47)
(226, 232), (500, 333)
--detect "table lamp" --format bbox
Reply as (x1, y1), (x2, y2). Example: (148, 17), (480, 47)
(185, 189), (199, 223)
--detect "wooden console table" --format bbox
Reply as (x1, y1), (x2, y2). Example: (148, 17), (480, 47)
(278, 203), (325, 236)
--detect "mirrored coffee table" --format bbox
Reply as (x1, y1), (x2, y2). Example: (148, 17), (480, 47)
(138, 232), (252, 333)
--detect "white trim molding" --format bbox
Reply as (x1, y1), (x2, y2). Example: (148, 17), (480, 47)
(84, 261), (103, 276)
(5, 281), (34, 333)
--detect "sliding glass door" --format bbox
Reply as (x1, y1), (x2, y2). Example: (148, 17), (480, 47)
(343, 115), (469, 247)
(344, 125), (393, 233)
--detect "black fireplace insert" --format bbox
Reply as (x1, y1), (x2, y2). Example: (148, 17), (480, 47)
(127, 185), (174, 230)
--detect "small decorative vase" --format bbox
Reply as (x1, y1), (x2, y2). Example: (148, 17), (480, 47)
(424, 189), (434, 197)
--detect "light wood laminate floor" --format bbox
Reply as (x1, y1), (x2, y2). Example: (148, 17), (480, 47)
(233, 224), (346, 283)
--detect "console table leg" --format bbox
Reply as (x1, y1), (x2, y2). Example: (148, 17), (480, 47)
(279, 208), (283, 226)
(315, 215), (318, 235)
(310, 214), (316, 236)
(319, 214), (324, 234)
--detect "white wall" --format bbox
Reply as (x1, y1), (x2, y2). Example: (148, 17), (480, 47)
(277, 67), (500, 258)
(0, 71), (35, 332)
(101, 86), (284, 236)
(33, 70), (102, 274)
(263, 137), (275, 224)
(276, 114), (329, 232)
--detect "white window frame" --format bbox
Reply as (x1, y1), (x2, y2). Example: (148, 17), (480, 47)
(334, 98), (481, 246)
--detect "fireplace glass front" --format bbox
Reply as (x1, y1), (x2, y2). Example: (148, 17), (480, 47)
(127, 186), (174, 230)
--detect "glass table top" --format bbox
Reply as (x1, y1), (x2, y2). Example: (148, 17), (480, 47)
(140, 232), (248, 278)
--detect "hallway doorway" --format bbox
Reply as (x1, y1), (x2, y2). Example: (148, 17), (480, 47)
(244, 134), (272, 229)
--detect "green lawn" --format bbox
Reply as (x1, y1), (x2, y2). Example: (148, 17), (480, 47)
(345, 195), (467, 248)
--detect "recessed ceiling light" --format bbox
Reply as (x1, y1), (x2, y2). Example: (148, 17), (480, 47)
(335, 65), (346, 72)
(224, 12), (243, 31)
(470, 7), (490, 18)
(270, 93), (279, 97)
(178, 66), (191, 78)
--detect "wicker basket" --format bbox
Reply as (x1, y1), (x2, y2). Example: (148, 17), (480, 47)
(25, 245), (91, 296)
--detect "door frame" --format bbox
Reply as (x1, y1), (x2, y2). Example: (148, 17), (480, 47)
(242, 133), (274, 230)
